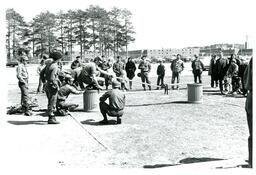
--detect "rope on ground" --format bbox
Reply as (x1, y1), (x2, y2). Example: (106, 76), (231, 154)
(68, 112), (109, 151)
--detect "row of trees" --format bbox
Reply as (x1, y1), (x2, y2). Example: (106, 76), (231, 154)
(6, 6), (135, 62)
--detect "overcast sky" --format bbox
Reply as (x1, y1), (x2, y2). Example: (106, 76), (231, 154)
(3, 0), (256, 50)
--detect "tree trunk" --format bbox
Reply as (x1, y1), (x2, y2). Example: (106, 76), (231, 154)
(7, 21), (11, 60)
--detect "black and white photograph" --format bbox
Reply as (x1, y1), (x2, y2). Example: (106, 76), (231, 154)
(0, 0), (255, 174)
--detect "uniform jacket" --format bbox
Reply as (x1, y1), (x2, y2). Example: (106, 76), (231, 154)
(192, 59), (204, 73)
(171, 59), (184, 73)
(16, 63), (28, 84)
(138, 61), (151, 72)
(157, 64), (165, 76)
(113, 61), (125, 76)
(57, 84), (81, 101)
(100, 89), (126, 111)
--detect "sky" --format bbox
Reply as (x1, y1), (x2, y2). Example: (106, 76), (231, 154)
(2, 0), (256, 50)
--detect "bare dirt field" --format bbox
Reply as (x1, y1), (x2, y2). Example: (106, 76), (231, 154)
(1, 63), (250, 170)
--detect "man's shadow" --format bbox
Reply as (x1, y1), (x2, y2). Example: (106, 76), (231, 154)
(81, 119), (117, 126)
(8, 120), (48, 125)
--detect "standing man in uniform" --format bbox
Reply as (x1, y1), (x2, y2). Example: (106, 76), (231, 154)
(98, 55), (112, 90)
(16, 55), (32, 116)
(40, 51), (63, 124)
(191, 55), (205, 83)
(170, 54), (184, 90)
(138, 55), (151, 91)
(99, 79), (126, 124)
(113, 56), (127, 90)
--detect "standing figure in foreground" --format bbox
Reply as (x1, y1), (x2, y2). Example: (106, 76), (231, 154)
(99, 79), (126, 124)
(40, 51), (63, 124)
(191, 55), (205, 83)
(170, 54), (184, 89)
(244, 58), (252, 168)
(227, 59), (241, 94)
(16, 55), (32, 116)
(138, 55), (151, 91)
(156, 59), (165, 89)
(208, 54), (219, 88)
(125, 57), (136, 90)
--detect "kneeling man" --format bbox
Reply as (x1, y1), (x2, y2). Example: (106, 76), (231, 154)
(99, 79), (126, 124)
(56, 74), (84, 116)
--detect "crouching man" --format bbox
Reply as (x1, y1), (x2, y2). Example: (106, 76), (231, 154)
(56, 74), (84, 116)
(99, 79), (126, 124)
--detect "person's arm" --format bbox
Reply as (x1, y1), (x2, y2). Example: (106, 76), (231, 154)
(69, 85), (84, 94)
(148, 63), (151, 73)
(133, 62), (136, 72)
(157, 65), (160, 75)
(99, 91), (110, 102)
(170, 61), (174, 71)
(181, 61), (184, 72)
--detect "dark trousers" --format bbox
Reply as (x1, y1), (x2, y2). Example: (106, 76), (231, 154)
(57, 100), (77, 110)
(45, 82), (58, 116)
(99, 101), (124, 121)
(211, 76), (218, 88)
(246, 92), (253, 166)
(171, 72), (180, 89)
(18, 80), (29, 112)
(157, 75), (164, 89)
(141, 72), (151, 90)
(193, 70), (202, 83)
(231, 76), (241, 92)
(219, 77), (228, 92)
(37, 77), (45, 93)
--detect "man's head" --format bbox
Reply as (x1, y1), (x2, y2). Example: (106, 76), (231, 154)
(141, 55), (146, 62)
(219, 51), (223, 58)
(194, 54), (199, 60)
(18, 55), (29, 64)
(177, 54), (181, 59)
(93, 56), (102, 65)
(116, 56), (121, 62)
(50, 50), (63, 61)
(112, 79), (121, 89)
(211, 54), (216, 59)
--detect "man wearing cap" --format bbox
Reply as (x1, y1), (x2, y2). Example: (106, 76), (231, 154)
(16, 54), (32, 116)
(73, 57), (112, 90)
(138, 55), (151, 90)
(99, 79), (126, 124)
(170, 54), (184, 90)
(40, 50), (63, 124)
(227, 58), (241, 94)
(56, 74), (84, 116)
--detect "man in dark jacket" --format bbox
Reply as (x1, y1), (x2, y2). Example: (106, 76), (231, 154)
(191, 55), (205, 83)
(216, 51), (229, 94)
(99, 79), (126, 124)
(156, 59), (165, 89)
(171, 54), (184, 89)
(209, 54), (219, 88)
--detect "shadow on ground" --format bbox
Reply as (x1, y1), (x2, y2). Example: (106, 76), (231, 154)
(7, 120), (48, 125)
(126, 101), (190, 107)
(143, 157), (225, 168)
(81, 119), (117, 126)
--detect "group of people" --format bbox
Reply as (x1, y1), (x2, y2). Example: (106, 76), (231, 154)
(209, 51), (250, 95)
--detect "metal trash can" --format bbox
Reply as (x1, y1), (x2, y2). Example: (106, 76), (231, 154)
(187, 83), (203, 103)
(83, 90), (99, 112)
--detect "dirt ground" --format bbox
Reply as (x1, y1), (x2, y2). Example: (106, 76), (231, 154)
(2, 64), (250, 169)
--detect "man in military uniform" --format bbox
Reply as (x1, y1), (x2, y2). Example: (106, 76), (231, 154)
(16, 54), (32, 116)
(40, 50), (63, 124)
(138, 55), (151, 90)
(98, 55), (112, 90)
(99, 79), (126, 124)
(170, 54), (184, 89)
(216, 51), (229, 94)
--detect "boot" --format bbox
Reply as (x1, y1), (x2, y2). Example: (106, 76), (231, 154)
(48, 116), (60, 124)
(117, 117), (122, 124)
